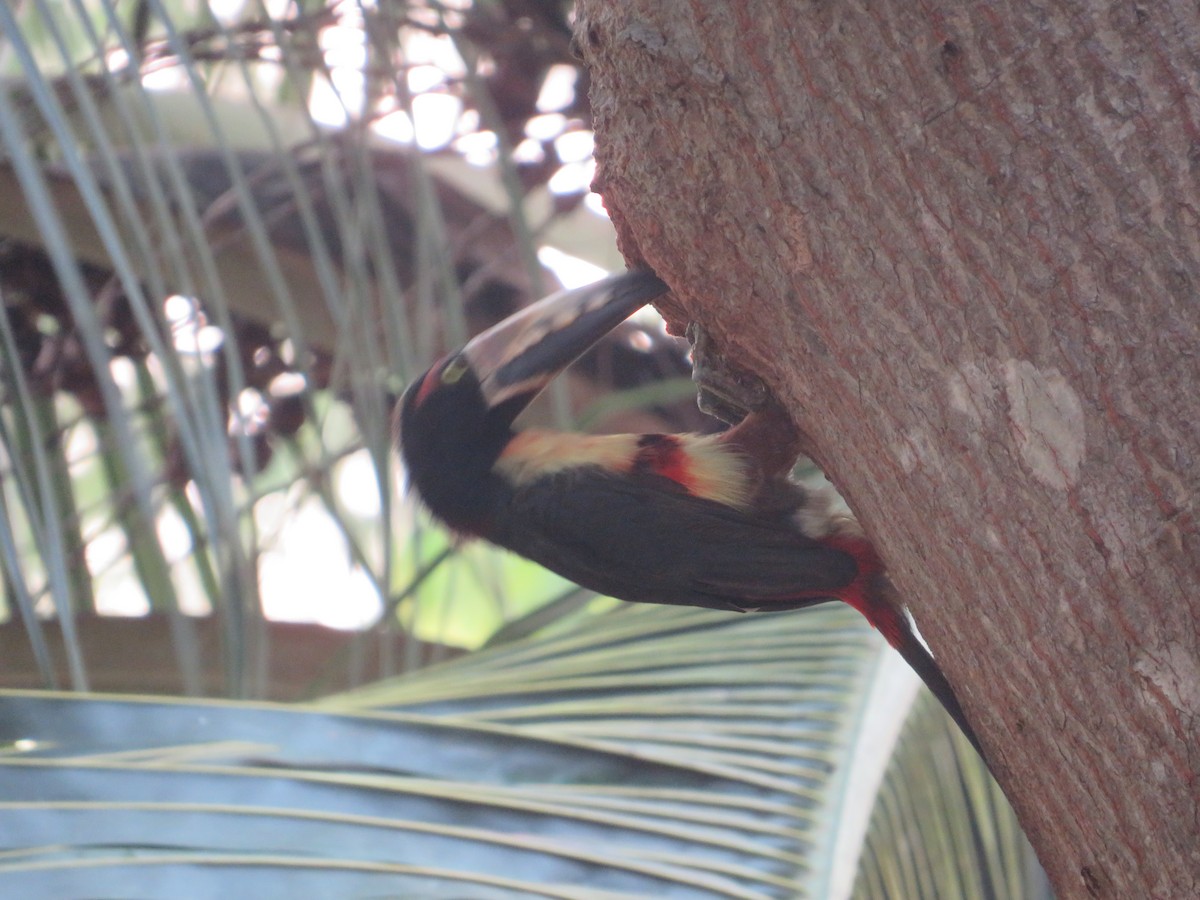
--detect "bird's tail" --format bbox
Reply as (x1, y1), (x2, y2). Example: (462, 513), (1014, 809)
(873, 600), (985, 759)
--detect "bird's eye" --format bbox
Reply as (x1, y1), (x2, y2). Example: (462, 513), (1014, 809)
(440, 355), (469, 385)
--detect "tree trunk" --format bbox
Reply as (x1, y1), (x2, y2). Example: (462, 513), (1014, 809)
(575, 2), (1200, 897)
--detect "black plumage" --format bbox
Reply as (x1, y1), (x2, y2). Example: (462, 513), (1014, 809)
(492, 465), (860, 611)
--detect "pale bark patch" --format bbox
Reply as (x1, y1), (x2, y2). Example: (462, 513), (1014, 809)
(1002, 359), (1086, 491)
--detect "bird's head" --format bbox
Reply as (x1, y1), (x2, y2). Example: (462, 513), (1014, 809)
(396, 270), (667, 533)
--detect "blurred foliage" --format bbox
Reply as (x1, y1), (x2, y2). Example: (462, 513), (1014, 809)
(0, 0), (701, 696)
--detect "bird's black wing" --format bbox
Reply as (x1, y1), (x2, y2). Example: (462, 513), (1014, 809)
(497, 468), (858, 611)
(502, 468), (990, 758)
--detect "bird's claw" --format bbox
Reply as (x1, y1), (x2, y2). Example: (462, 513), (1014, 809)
(687, 322), (770, 425)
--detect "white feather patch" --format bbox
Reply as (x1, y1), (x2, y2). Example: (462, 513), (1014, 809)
(673, 434), (754, 510)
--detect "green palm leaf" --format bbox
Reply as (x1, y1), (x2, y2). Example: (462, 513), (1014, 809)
(0, 604), (1044, 898)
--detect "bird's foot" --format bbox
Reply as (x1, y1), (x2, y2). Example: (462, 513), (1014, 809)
(686, 322), (770, 425)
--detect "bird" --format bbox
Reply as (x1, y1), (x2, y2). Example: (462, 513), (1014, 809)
(395, 269), (981, 755)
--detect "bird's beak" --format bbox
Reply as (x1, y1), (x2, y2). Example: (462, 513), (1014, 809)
(463, 269), (667, 411)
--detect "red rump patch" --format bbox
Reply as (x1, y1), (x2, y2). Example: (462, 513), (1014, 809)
(634, 435), (694, 492)
(822, 534), (906, 650)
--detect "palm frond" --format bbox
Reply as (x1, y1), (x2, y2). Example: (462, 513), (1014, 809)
(0, 603), (1044, 898)
(850, 692), (1052, 900)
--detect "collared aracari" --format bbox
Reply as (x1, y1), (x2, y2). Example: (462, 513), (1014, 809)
(396, 270), (981, 755)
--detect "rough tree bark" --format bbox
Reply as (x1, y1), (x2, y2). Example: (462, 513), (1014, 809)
(575, 2), (1200, 898)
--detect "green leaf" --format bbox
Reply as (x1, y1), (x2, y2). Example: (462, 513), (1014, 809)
(0, 604), (1043, 898)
